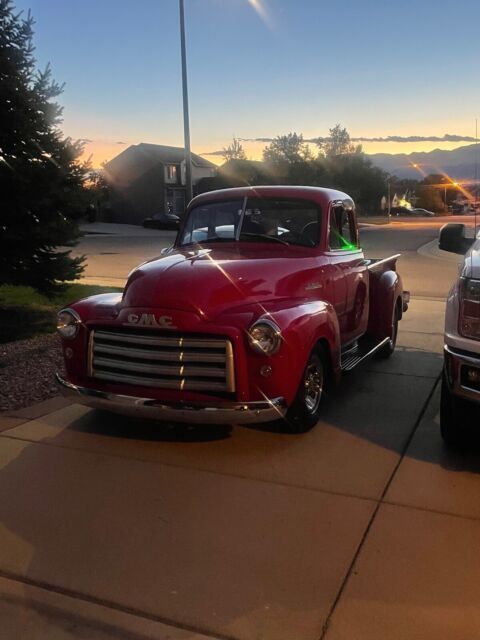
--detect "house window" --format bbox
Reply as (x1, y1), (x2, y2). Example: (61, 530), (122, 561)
(165, 164), (180, 184)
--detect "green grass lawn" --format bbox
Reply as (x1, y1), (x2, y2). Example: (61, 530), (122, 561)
(0, 284), (123, 344)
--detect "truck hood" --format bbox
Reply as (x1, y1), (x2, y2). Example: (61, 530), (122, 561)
(122, 245), (313, 320)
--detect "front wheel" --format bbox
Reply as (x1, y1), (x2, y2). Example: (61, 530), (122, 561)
(440, 372), (470, 446)
(282, 346), (328, 433)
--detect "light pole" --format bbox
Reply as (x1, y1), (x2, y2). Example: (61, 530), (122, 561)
(179, 0), (193, 205)
(386, 177), (391, 221)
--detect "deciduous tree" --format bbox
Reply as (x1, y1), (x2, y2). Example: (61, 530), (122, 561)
(263, 133), (312, 164)
(221, 138), (247, 162)
(317, 124), (362, 158)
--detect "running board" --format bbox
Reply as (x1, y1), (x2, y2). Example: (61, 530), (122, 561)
(341, 337), (390, 372)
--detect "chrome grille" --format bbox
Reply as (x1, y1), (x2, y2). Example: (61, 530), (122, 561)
(89, 329), (235, 393)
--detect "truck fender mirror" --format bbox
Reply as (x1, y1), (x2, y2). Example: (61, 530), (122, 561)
(439, 223), (474, 255)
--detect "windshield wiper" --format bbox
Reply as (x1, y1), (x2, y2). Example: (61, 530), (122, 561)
(239, 232), (289, 245)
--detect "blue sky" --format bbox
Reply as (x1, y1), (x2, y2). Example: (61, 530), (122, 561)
(13, 0), (480, 164)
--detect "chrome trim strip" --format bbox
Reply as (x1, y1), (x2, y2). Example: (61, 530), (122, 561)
(341, 337), (390, 372)
(366, 254), (401, 271)
(93, 344), (226, 363)
(93, 357), (226, 378)
(225, 340), (235, 393)
(59, 307), (82, 323)
(93, 371), (228, 391)
(55, 373), (286, 425)
(94, 331), (226, 349)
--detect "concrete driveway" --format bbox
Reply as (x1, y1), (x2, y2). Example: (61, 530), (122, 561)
(2, 219), (479, 638)
(2, 295), (479, 639)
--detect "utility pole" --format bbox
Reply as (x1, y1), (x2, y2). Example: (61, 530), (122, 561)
(179, 0), (193, 205)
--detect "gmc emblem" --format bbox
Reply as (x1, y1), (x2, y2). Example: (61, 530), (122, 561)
(123, 313), (177, 329)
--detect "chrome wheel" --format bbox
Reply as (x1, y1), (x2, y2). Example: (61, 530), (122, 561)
(283, 346), (329, 433)
(303, 358), (324, 413)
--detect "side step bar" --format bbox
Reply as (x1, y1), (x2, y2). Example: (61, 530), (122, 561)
(341, 337), (390, 372)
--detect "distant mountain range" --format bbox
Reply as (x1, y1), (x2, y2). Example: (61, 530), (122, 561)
(368, 144), (480, 180)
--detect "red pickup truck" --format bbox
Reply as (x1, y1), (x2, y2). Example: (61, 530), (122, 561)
(56, 186), (409, 432)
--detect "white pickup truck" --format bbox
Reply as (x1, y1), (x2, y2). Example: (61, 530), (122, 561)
(439, 223), (480, 444)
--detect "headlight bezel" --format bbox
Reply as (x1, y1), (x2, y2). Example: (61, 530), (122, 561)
(247, 318), (282, 355)
(57, 308), (81, 340)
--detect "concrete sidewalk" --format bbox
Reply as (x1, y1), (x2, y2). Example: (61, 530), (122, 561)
(0, 298), (479, 639)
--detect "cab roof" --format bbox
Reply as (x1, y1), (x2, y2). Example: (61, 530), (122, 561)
(189, 185), (354, 211)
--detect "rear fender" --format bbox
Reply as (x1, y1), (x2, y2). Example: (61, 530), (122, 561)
(367, 270), (403, 338)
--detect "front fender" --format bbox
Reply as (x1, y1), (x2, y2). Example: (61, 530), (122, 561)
(232, 300), (341, 405)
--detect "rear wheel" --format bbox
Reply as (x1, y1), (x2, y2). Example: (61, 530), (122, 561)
(378, 304), (399, 359)
(282, 346), (328, 433)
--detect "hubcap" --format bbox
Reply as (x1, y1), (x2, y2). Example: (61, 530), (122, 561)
(303, 359), (324, 413)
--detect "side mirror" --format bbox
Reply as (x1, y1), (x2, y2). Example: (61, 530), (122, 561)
(161, 246), (174, 256)
(439, 224), (474, 255)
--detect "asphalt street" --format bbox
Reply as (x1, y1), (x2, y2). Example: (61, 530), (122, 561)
(0, 217), (479, 639)
(72, 216), (468, 295)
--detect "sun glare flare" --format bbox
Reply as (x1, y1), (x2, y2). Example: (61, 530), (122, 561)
(247, 0), (274, 28)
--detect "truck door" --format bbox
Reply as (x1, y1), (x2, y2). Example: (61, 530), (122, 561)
(326, 202), (369, 346)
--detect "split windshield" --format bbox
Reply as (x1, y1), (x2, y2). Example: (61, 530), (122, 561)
(178, 197), (320, 248)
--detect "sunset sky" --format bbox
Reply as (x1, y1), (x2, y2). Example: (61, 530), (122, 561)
(14, 0), (480, 166)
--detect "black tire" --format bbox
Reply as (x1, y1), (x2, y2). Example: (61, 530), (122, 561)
(282, 345), (328, 433)
(440, 372), (470, 446)
(378, 304), (399, 359)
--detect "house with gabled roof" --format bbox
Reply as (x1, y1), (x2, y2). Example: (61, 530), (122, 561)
(103, 143), (216, 224)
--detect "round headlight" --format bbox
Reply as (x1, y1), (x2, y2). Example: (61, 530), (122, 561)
(57, 309), (81, 339)
(247, 319), (282, 355)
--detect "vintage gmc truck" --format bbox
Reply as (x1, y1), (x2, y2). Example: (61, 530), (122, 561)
(439, 222), (480, 444)
(56, 186), (409, 432)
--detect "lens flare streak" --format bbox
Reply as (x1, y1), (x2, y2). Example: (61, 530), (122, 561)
(247, 0), (274, 28)
(200, 248), (291, 348)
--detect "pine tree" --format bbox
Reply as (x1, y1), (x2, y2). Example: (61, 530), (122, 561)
(0, 0), (85, 293)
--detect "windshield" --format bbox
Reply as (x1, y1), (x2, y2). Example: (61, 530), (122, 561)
(179, 197), (320, 248)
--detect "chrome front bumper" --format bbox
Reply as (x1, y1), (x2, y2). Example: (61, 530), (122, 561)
(444, 345), (480, 405)
(55, 374), (287, 424)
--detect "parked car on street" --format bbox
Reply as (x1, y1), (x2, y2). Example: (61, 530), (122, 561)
(56, 186), (409, 433)
(409, 208), (435, 217)
(439, 222), (480, 444)
(391, 207), (435, 217)
(142, 211), (180, 230)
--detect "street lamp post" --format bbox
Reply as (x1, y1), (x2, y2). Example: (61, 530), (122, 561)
(387, 177), (391, 221)
(179, 0), (193, 205)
